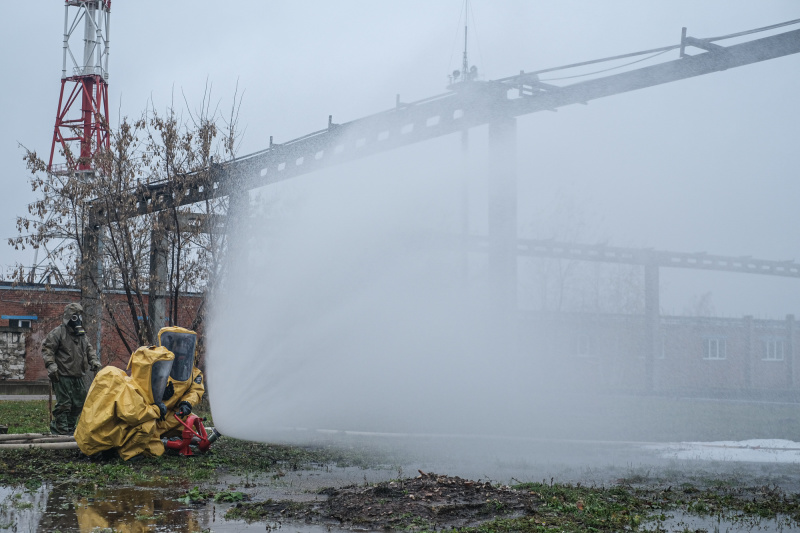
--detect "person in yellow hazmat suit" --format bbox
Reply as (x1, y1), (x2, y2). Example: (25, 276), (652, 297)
(74, 345), (173, 461)
(155, 326), (205, 439)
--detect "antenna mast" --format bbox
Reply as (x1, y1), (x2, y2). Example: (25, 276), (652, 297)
(462, 13), (469, 82)
(48, 0), (111, 175)
(450, 0), (477, 85)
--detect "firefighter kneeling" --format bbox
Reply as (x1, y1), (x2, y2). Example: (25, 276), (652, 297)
(75, 346), (173, 461)
(155, 326), (205, 443)
(75, 326), (208, 461)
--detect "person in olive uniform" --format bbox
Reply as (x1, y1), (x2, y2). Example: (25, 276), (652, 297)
(42, 303), (101, 435)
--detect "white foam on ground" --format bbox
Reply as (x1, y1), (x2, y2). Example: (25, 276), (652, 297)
(649, 439), (800, 463)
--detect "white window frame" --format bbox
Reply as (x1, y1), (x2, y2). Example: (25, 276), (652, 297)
(703, 337), (727, 360)
(764, 338), (785, 361)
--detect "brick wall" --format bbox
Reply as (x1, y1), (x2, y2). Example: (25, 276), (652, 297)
(0, 283), (202, 381)
(2, 281), (795, 395)
(518, 311), (798, 395)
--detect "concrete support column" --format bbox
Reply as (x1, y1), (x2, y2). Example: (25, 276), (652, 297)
(80, 218), (103, 371)
(148, 213), (169, 339)
(644, 263), (659, 392)
(787, 314), (795, 389)
(744, 315), (754, 389)
(461, 129), (470, 284)
(487, 117), (517, 317)
(226, 188), (249, 271)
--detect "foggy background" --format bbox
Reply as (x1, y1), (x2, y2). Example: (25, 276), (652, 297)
(4, 2), (800, 445)
(195, 3), (800, 443)
(3, 1), (799, 318)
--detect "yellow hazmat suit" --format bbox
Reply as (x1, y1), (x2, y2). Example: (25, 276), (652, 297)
(74, 346), (174, 461)
(155, 326), (205, 438)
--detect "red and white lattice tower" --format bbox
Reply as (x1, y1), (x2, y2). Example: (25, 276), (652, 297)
(48, 1), (111, 174)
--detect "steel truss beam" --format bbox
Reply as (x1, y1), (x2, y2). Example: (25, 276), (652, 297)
(467, 237), (800, 278)
(92, 25), (800, 221)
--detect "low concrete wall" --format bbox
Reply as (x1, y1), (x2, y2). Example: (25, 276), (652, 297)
(0, 380), (50, 395)
(0, 327), (27, 380)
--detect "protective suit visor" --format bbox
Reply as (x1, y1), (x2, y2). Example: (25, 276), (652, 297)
(160, 331), (196, 382)
(150, 359), (174, 405)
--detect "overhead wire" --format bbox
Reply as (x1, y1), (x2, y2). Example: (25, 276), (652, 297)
(498, 17), (800, 85)
(539, 48), (676, 82)
(706, 17), (800, 42)
(493, 44), (680, 83)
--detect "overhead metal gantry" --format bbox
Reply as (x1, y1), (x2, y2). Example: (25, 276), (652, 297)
(112, 22), (800, 216)
(501, 238), (800, 279)
(470, 236), (800, 390)
(82, 20), (800, 382)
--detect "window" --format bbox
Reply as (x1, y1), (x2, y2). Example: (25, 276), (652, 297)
(703, 338), (726, 360)
(3, 315), (36, 329)
(764, 338), (785, 361)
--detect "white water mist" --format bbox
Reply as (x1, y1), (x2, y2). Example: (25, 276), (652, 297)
(206, 141), (599, 444)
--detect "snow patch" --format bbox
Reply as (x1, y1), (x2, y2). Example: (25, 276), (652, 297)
(648, 439), (800, 463)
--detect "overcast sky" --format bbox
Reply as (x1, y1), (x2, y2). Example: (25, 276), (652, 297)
(2, 1), (799, 318)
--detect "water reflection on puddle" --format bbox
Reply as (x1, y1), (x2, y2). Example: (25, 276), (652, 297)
(6, 483), (800, 532)
(0, 484), (335, 533)
(644, 511), (800, 532)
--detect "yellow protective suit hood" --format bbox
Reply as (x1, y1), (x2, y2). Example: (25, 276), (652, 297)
(75, 346), (174, 461)
(155, 326), (205, 438)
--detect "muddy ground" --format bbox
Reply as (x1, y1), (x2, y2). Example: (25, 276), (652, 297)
(5, 399), (800, 531)
(233, 471), (540, 529)
(4, 438), (800, 532)
(225, 464), (800, 532)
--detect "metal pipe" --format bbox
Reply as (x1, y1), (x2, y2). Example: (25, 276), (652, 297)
(62, 2), (69, 78)
(0, 442), (78, 450)
(104, 7), (110, 79)
(0, 437), (76, 444)
(0, 432), (75, 442)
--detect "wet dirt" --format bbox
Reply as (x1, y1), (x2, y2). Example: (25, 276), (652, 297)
(5, 432), (800, 532)
(233, 470), (540, 530)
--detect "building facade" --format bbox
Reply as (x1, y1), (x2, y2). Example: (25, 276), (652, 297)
(0, 282), (201, 382)
(0, 282), (795, 398)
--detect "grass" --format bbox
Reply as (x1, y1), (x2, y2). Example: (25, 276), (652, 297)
(5, 395), (799, 443)
(0, 399), (386, 488)
(480, 394), (800, 443)
(0, 435), (384, 487)
(0, 400), (51, 434)
(3, 396), (800, 530)
(592, 395), (800, 442)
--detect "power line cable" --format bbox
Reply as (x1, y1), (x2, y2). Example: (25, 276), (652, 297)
(707, 18), (800, 42)
(496, 18), (800, 84)
(540, 48), (675, 82)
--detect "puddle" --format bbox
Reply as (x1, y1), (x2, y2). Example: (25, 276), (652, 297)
(0, 483), (340, 532)
(644, 511), (800, 532)
(4, 480), (800, 533)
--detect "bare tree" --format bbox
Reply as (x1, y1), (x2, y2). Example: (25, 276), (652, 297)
(11, 90), (241, 363)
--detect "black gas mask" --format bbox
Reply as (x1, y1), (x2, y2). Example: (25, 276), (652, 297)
(68, 313), (85, 336)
